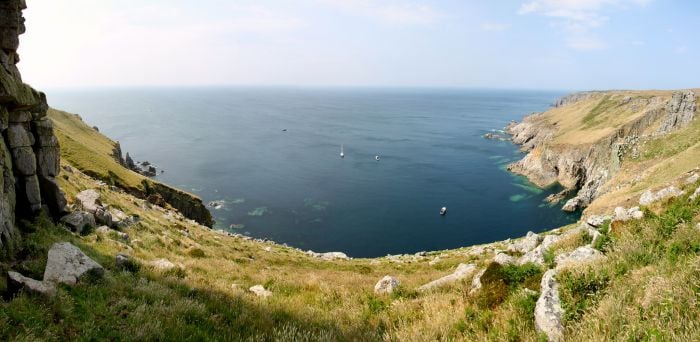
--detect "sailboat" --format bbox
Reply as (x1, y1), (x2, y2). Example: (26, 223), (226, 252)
(340, 144), (345, 158)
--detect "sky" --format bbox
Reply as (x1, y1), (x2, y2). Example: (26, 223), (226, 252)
(18, 0), (700, 90)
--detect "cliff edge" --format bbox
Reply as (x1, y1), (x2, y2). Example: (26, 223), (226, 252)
(507, 89), (698, 214)
(0, 0), (66, 248)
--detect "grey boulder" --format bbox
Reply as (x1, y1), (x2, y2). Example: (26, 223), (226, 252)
(43, 242), (104, 285)
(7, 271), (56, 297)
(60, 211), (96, 233)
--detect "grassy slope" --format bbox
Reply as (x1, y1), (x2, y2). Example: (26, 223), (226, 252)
(543, 90), (672, 145)
(48, 108), (145, 192)
(0, 106), (698, 340)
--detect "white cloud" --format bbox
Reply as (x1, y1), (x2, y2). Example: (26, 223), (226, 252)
(481, 22), (511, 32)
(318, 0), (441, 26)
(675, 46), (688, 54)
(518, 0), (651, 50)
(631, 40), (645, 46)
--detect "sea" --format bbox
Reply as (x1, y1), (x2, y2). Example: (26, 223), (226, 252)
(47, 87), (579, 257)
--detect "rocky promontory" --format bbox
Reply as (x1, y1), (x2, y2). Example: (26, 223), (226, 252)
(506, 89), (697, 212)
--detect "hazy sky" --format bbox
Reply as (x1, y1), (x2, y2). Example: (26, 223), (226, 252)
(18, 0), (699, 90)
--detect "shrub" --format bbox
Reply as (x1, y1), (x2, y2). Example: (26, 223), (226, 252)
(559, 269), (610, 322)
(187, 248), (206, 258)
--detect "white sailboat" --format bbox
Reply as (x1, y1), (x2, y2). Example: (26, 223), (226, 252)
(340, 144), (345, 158)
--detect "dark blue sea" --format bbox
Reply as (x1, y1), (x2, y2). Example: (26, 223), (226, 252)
(47, 87), (578, 257)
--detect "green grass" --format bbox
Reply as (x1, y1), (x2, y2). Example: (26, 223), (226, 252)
(582, 95), (622, 128)
(49, 109), (146, 193)
(3, 104), (700, 340)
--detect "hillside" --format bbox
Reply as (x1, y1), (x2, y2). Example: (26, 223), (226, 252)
(507, 89), (699, 216)
(47, 108), (213, 227)
(0, 102), (698, 340)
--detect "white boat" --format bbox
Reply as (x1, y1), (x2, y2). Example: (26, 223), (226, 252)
(340, 144), (345, 158)
(440, 207), (447, 215)
(375, 154), (380, 161)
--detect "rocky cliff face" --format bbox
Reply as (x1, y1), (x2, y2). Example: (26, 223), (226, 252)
(0, 0), (66, 248)
(507, 90), (696, 212)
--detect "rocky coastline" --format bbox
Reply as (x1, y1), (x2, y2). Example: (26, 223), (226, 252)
(505, 89), (697, 213)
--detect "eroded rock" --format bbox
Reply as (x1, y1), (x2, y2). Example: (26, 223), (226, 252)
(374, 275), (400, 294)
(60, 211), (96, 233)
(43, 242), (104, 285)
(535, 270), (564, 341)
(508, 231), (542, 254)
(7, 271), (56, 297)
(76, 189), (101, 213)
(418, 263), (476, 292)
(639, 186), (684, 206)
(249, 285), (272, 298)
(555, 246), (605, 270)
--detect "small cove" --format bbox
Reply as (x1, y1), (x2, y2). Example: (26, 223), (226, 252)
(48, 87), (579, 257)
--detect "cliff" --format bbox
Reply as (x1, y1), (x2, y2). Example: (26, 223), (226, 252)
(0, 0), (66, 248)
(47, 109), (213, 227)
(507, 89), (698, 213)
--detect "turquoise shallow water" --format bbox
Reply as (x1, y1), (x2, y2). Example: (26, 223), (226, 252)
(48, 87), (578, 257)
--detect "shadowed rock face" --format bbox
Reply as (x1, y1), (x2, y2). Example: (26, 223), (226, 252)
(0, 0), (67, 249)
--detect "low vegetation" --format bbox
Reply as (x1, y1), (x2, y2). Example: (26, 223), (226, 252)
(1, 106), (699, 340)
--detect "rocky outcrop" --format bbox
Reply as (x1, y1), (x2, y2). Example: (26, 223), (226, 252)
(535, 270), (564, 341)
(374, 275), (400, 294)
(554, 246), (604, 270)
(249, 284), (272, 298)
(612, 206), (644, 222)
(657, 90), (696, 134)
(7, 271), (56, 297)
(553, 91), (598, 108)
(8, 242), (103, 297)
(639, 186), (684, 206)
(306, 250), (349, 260)
(507, 231), (542, 253)
(149, 182), (213, 227)
(417, 263), (476, 292)
(507, 90), (696, 212)
(0, 0), (66, 250)
(60, 211), (96, 234)
(43, 242), (104, 285)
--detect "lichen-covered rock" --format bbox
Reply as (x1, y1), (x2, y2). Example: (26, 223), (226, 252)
(43, 242), (104, 285)
(469, 268), (487, 294)
(585, 215), (610, 228)
(418, 263), (476, 292)
(613, 206), (644, 222)
(306, 251), (349, 260)
(7, 271), (56, 297)
(94, 206), (113, 227)
(535, 270), (564, 341)
(508, 231), (541, 253)
(76, 189), (101, 213)
(691, 187), (700, 201)
(249, 285), (272, 298)
(493, 252), (515, 265)
(657, 90), (696, 134)
(639, 186), (684, 206)
(519, 234), (560, 265)
(374, 275), (400, 294)
(115, 252), (130, 265)
(0, 0), (66, 251)
(555, 246), (605, 270)
(60, 211), (95, 233)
